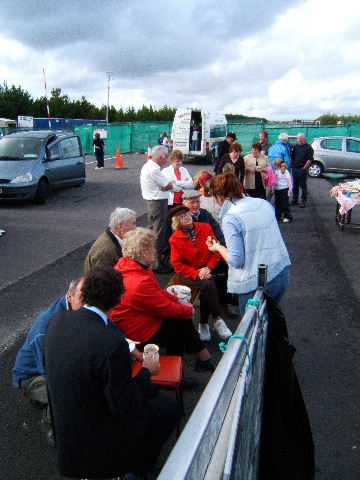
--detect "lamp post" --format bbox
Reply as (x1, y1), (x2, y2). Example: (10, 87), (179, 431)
(106, 71), (112, 124)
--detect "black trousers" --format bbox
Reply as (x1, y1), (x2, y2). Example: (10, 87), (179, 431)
(274, 188), (292, 220)
(292, 168), (308, 203)
(146, 317), (205, 356)
(95, 151), (104, 168)
(136, 395), (181, 474)
(172, 261), (228, 324)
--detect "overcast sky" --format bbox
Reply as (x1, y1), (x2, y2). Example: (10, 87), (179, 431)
(1, 0), (359, 120)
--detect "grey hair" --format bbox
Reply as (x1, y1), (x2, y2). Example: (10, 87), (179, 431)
(67, 277), (84, 295)
(151, 145), (169, 160)
(109, 207), (136, 230)
(122, 227), (156, 263)
(279, 132), (289, 141)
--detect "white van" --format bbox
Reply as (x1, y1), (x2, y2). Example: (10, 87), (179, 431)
(171, 108), (227, 162)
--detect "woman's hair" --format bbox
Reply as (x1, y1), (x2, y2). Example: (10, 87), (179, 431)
(122, 227), (155, 262)
(171, 215), (182, 231)
(251, 142), (262, 152)
(210, 172), (243, 200)
(222, 162), (235, 174)
(193, 170), (213, 189)
(170, 149), (184, 162)
(229, 143), (243, 153)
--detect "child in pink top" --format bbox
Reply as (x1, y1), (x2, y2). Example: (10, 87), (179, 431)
(274, 161), (293, 223)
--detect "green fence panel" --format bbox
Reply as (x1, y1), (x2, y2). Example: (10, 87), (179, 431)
(74, 126), (95, 155)
(75, 121), (360, 156)
(105, 123), (132, 154)
(130, 122), (173, 152)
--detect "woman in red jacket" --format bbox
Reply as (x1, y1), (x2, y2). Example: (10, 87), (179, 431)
(110, 227), (213, 372)
(169, 205), (232, 342)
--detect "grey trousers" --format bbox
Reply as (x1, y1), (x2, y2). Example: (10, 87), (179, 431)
(147, 199), (168, 265)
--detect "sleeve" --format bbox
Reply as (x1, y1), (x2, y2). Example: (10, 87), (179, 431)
(170, 237), (199, 280)
(199, 223), (222, 271)
(308, 145), (314, 162)
(239, 156), (245, 184)
(287, 171), (293, 192)
(87, 250), (117, 274)
(151, 168), (169, 188)
(30, 334), (46, 375)
(176, 168), (193, 189)
(129, 275), (193, 319)
(222, 215), (245, 268)
(104, 340), (155, 418)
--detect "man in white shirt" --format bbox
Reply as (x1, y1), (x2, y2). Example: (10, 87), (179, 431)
(140, 145), (175, 272)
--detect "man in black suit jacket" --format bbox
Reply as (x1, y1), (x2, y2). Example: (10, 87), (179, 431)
(45, 268), (180, 478)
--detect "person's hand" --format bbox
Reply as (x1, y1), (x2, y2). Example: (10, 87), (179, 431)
(198, 267), (211, 280)
(132, 348), (144, 362)
(143, 356), (160, 375)
(206, 236), (220, 252)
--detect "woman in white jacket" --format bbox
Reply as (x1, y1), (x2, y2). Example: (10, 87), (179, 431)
(162, 150), (194, 207)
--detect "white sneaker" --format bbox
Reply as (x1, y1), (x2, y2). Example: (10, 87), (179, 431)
(214, 318), (232, 340)
(282, 218), (290, 223)
(198, 323), (211, 342)
(94, 166), (104, 170)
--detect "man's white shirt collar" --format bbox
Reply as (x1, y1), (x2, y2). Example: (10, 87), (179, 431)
(84, 305), (108, 325)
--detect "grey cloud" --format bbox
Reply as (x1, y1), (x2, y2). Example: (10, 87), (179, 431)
(3, 0), (300, 78)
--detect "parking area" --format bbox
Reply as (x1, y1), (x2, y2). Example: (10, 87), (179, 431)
(0, 159), (359, 479)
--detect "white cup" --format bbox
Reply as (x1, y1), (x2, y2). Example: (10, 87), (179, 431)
(166, 285), (191, 304)
(143, 343), (160, 362)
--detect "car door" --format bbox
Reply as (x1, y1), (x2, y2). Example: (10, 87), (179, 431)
(43, 141), (65, 187)
(317, 138), (344, 171)
(343, 138), (360, 173)
(58, 136), (85, 184)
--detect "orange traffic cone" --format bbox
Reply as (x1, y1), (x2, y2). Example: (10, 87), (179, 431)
(115, 147), (125, 169)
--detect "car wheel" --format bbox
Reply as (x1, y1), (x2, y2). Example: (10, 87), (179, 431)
(34, 178), (50, 204)
(308, 162), (323, 178)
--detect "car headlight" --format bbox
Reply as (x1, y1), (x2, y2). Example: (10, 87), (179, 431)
(10, 172), (33, 184)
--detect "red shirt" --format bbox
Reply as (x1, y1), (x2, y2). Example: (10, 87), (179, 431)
(173, 168), (183, 205)
(170, 222), (221, 280)
(110, 257), (193, 342)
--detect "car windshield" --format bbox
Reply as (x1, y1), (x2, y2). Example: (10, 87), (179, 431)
(0, 137), (42, 160)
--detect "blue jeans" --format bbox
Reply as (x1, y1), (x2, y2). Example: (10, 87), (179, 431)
(238, 266), (290, 315)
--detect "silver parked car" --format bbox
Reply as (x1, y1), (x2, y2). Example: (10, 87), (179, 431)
(0, 130), (86, 203)
(309, 136), (360, 177)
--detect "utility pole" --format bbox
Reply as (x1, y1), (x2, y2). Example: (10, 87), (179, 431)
(43, 67), (51, 129)
(106, 72), (112, 124)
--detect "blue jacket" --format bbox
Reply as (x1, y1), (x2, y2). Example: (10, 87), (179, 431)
(12, 296), (67, 387)
(268, 140), (292, 170)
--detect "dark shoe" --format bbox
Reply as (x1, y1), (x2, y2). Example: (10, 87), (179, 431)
(194, 359), (215, 373)
(182, 377), (200, 390)
(299, 202), (306, 208)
